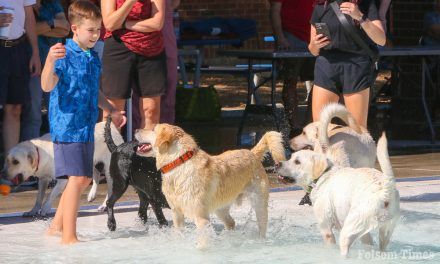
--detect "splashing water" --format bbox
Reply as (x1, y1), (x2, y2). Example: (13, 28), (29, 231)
(0, 179), (439, 263)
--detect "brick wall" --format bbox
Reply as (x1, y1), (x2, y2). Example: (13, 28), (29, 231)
(178, 0), (437, 55)
(178, 0), (272, 61)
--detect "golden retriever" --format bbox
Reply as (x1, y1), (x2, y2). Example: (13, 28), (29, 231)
(135, 124), (285, 248)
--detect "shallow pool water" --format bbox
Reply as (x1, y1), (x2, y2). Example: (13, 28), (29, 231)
(1, 178), (439, 264)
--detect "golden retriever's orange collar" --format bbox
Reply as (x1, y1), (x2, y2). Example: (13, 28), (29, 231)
(160, 149), (196, 174)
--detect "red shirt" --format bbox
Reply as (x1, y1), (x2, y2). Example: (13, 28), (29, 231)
(270, 0), (314, 42)
(104, 0), (164, 57)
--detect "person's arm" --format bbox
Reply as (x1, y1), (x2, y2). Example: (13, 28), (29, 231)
(98, 91), (127, 128)
(0, 6), (13, 27)
(43, 12), (70, 38)
(171, 0), (180, 10)
(379, 0), (391, 31)
(339, 2), (386, 46)
(269, 1), (290, 50)
(308, 25), (330, 56)
(101, 0), (137, 31)
(41, 43), (65, 92)
(35, 20), (51, 35)
(125, 0), (166, 32)
(24, 5), (41, 76)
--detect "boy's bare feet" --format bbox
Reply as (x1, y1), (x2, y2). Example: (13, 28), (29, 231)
(61, 236), (80, 244)
(46, 226), (62, 237)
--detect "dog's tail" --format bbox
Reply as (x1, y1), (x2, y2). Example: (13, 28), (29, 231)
(251, 131), (286, 164)
(104, 116), (117, 153)
(377, 132), (394, 181)
(318, 103), (362, 148)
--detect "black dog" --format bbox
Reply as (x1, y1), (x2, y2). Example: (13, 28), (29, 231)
(104, 117), (169, 231)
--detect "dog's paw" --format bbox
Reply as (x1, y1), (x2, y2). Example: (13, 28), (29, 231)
(87, 193), (96, 203)
(98, 205), (108, 212)
(87, 192), (96, 202)
(23, 210), (39, 217)
(107, 219), (117, 231)
(299, 193), (312, 206)
(40, 203), (52, 216)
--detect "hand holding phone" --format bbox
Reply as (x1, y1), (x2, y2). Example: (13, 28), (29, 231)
(315, 23), (331, 40)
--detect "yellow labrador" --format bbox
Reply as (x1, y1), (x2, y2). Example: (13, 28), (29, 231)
(278, 134), (400, 257)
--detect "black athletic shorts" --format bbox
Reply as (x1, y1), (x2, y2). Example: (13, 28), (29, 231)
(314, 50), (374, 95)
(0, 39), (30, 105)
(101, 37), (167, 99)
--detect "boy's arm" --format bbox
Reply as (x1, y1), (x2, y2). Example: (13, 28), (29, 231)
(98, 91), (127, 128)
(41, 43), (65, 92)
(41, 58), (59, 92)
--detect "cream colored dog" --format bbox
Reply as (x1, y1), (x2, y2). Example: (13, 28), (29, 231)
(135, 124), (285, 248)
(290, 103), (376, 168)
(4, 122), (122, 216)
(278, 134), (400, 257)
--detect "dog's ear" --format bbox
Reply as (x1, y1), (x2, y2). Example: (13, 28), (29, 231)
(155, 125), (175, 153)
(311, 154), (330, 180)
(27, 151), (37, 169)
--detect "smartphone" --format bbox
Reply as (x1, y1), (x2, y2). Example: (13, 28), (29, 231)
(315, 22), (331, 39)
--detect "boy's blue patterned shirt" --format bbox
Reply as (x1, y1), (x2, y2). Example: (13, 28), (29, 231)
(49, 39), (101, 143)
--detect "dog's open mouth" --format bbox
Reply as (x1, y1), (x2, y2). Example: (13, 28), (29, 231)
(137, 143), (152, 154)
(277, 175), (296, 184)
(11, 174), (24, 186)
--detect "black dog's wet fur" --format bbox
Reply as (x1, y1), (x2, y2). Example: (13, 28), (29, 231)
(104, 117), (169, 231)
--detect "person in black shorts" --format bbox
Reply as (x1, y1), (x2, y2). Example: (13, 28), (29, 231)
(101, 0), (167, 131)
(309, 0), (386, 127)
(0, 2), (41, 154)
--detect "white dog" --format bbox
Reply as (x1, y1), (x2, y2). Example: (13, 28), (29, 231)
(4, 121), (122, 216)
(290, 103), (376, 168)
(135, 124), (286, 248)
(278, 134), (400, 257)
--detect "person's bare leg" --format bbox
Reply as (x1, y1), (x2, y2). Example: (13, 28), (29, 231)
(3, 104), (22, 153)
(312, 85), (339, 122)
(102, 98), (126, 122)
(46, 188), (66, 236)
(140, 96), (160, 130)
(343, 88), (370, 127)
(61, 176), (92, 244)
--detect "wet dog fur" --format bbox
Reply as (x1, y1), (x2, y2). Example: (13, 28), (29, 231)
(135, 124), (286, 248)
(278, 133), (400, 257)
(104, 118), (169, 231)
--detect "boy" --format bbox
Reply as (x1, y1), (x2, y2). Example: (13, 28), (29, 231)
(41, 0), (125, 244)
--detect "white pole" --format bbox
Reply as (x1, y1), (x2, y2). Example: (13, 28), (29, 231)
(126, 97), (132, 141)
